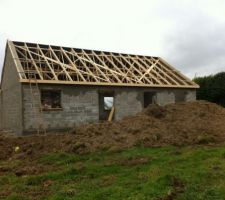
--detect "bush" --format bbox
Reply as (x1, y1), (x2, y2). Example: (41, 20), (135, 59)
(193, 72), (225, 107)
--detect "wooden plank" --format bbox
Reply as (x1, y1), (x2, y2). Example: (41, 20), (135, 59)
(135, 56), (163, 84)
(60, 47), (86, 82)
(159, 57), (198, 86)
(16, 45), (74, 81)
(82, 50), (110, 82)
(24, 43), (44, 80)
(143, 57), (177, 85)
(108, 106), (115, 122)
(91, 51), (122, 83)
(100, 52), (138, 83)
(20, 79), (199, 88)
(147, 57), (186, 85)
(111, 53), (142, 83)
(128, 55), (159, 84)
(37, 44), (58, 80)
(16, 45), (105, 82)
(70, 48), (100, 82)
(8, 41), (26, 79)
(49, 46), (73, 81)
(68, 49), (127, 83)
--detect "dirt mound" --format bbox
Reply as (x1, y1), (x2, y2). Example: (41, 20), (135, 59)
(1, 100), (225, 160)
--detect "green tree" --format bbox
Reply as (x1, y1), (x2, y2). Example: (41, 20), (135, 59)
(193, 72), (225, 107)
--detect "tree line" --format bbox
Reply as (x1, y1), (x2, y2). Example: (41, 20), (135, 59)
(193, 72), (225, 107)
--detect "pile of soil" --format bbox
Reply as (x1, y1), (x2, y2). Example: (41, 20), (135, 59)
(1, 100), (225, 160)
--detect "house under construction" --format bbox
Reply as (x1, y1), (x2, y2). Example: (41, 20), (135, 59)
(0, 41), (199, 135)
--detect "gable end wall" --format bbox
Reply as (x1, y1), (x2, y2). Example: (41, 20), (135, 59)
(0, 45), (23, 134)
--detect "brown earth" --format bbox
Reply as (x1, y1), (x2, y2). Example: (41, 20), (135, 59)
(1, 100), (225, 161)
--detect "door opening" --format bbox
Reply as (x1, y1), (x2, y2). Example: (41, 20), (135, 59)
(99, 92), (114, 121)
(144, 92), (156, 108)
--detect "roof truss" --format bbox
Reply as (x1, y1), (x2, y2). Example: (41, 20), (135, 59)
(9, 41), (199, 88)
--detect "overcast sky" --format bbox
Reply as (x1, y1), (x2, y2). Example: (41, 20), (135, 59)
(0, 0), (225, 78)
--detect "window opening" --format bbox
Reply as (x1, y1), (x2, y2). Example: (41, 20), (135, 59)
(41, 90), (62, 110)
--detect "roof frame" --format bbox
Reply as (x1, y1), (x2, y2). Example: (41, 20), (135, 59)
(9, 41), (199, 89)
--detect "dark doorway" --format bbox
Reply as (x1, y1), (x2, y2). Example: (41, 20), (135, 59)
(99, 92), (114, 121)
(144, 92), (156, 108)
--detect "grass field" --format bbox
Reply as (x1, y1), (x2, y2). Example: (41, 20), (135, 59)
(1, 145), (225, 200)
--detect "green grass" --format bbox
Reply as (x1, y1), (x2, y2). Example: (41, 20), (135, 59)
(1, 145), (225, 200)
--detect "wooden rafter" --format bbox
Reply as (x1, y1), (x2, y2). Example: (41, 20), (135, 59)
(135, 56), (163, 85)
(60, 47), (86, 82)
(10, 41), (199, 89)
(143, 57), (178, 85)
(48, 46), (73, 81)
(100, 52), (137, 83)
(91, 51), (122, 83)
(112, 53), (144, 83)
(24, 43), (43, 80)
(70, 48), (100, 82)
(148, 57), (187, 85)
(37, 44), (58, 80)
(81, 50), (110, 82)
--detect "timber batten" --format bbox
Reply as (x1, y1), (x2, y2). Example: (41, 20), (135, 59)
(9, 41), (199, 88)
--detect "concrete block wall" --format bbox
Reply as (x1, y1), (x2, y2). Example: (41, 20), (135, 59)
(114, 90), (143, 120)
(156, 91), (175, 106)
(156, 89), (196, 105)
(21, 84), (196, 134)
(185, 90), (196, 102)
(22, 85), (99, 133)
(0, 46), (23, 134)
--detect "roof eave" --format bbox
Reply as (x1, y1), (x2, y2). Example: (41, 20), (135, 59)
(20, 79), (199, 89)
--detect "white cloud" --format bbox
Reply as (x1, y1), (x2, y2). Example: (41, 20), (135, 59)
(0, 0), (225, 78)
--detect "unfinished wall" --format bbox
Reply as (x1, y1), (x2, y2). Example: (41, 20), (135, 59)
(0, 46), (23, 134)
(22, 85), (99, 133)
(21, 84), (196, 134)
(114, 90), (143, 120)
(114, 88), (196, 120)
